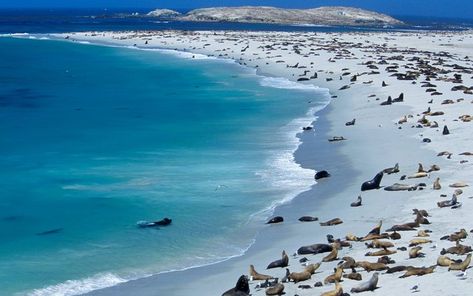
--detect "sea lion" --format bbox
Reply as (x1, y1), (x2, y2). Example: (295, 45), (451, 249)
(386, 265), (407, 274)
(360, 233), (389, 242)
(437, 194), (459, 208)
(365, 248), (397, 256)
(356, 261), (388, 272)
(343, 272), (362, 281)
(361, 172), (383, 191)
(377, 256), (395, 264)
(427, 164), (440, 172)
(443, 125), (450, 135)
(449, 182), (468, 188)
(328, 136), (346, 142)
(433, 177), (441, 190)
(222, 275), (250, 296)
(250, 265), (273, 281)
(412, 209), (429, 217)
(345, 233), (360, 241)
(407, 172), (428, 179)
(265, 283), (284, 295)
(324, 266), (343, 284)
(298, 216), (318, 222)
(399, 265), (436, 278)
(441, 229), (467, 241)
(267, 251), (289, 269)
(320, 282), (343, 296)
(322, 243), (340, 262)
(315, 170), (331, 180)
(409, 238), (432, 247)
(409, 246), (424, 258)
(267, 216), (284, 224)
(398, 116), (407, 124)
(289, 263), (319, 283)
(450, 254), (472, 271)
(345, 119), (356, 126)
(440, 241), (473, 255)
(389, 231), (401, 240)
(297, 243), (332, 255)
(437, 255), (461, 267)
(384, 183), (419, 191)
(365, 239), (393, 249)
(350, 272), (379, 293)
(281, 268), (290, 283)
(416, 230), (430, 237)
(350, 195), (362, 207)
(383, 163), (399, 174)
(339, 256), (357, 270)
(320, 218), (343, 226)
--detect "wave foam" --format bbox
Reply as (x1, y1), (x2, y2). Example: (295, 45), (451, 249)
(27, 273), (128, 296)
(259, 76), (325, 92)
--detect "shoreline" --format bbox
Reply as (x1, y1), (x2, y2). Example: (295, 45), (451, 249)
(21, 29), (473, 295)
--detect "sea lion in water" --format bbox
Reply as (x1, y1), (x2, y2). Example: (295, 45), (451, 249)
(222, 275), (250, 296)
(361, 172), (383, 191)
(399, 265), (436, 278)
(324, 266), (343, 284)
(320, 218), (343, 226)
(267, 250), (289, 269)
(250, 265), (273, 281)
(320, 282), (343, 296)
(266, 216), (284, 224)
(297, 243), (332, 255)
(315, 170), (331, 180)
(265, 283), (284, 295)
(350, 195), (362, 207)
(350, 272), (379, 293)
(448, 254), (472, 271)
(298, 216), (318, 222)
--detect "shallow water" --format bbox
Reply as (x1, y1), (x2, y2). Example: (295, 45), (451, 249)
(0, 37), (330, 295)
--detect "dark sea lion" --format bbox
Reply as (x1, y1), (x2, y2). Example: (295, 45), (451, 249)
(320, 218), (343, 226)
(297, 243), (332, 255)
(350, 272), (379, 293)
(442, 125), (450, 135)
(222, 275), (250, 296)
(361, 172), (383, 191)
(350, 195), (362, 207)
(314, 170), (331, 180)
(154, 217), (172, 226)
(36, 228), (63, 236)
(345, 118), (356, 126)
(389, 231), (401, 240)
(267, 250), (289, 269)
(298, 216), (318, 222)
(383, 163), (399, 174)
(377, 256), (395, 264)
(266, 216), (284, 224)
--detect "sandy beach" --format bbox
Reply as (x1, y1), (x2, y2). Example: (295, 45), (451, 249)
(52, 29), (473, 295)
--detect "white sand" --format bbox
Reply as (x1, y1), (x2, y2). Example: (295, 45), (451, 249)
(49, 30), (473, 295)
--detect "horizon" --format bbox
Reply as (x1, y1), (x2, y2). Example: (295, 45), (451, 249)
(1, 1), (473, 20)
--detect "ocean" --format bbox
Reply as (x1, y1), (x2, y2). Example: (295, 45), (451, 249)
(0, 34), (329, 295)
(1, 8), (471, 296)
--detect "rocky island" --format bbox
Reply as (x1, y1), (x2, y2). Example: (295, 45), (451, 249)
(145, 6), (403, 26)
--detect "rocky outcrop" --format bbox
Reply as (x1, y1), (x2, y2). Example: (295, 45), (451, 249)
(146, 9), (181, 18)
(172, 6), (403, 26)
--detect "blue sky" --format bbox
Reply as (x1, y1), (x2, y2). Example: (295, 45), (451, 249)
(2, 0), (473, 19)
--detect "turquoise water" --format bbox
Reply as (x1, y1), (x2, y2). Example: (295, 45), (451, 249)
(0, 37), (329, 295)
